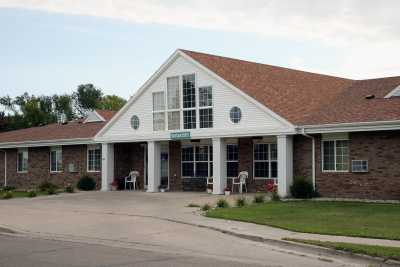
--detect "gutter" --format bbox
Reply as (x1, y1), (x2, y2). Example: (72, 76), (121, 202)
(0, 150), (6, 187)
(300, 129), (316, 190)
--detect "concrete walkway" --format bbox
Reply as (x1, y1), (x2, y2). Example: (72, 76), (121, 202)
(0, 191), (398, 266)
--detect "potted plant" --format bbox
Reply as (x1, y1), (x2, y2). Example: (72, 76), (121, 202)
(159, 185), (167, 193)
(111, 179), (119, 191)
(224, 187), (231, 196)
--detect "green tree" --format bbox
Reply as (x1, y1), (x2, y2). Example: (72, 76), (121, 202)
(53, 94), (74, 120)
(99, 95), (126, 111)
(74, 84), (103, 115)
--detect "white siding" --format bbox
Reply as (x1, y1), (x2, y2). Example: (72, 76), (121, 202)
(100, 55), (292, 142)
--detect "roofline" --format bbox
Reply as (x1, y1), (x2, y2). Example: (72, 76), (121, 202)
(384, 84), (400, 98)
(300, 120), (400, 134)
(0, 138), (98, 149)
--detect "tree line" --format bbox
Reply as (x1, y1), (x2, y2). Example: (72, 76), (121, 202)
(0, 84), (126, 132)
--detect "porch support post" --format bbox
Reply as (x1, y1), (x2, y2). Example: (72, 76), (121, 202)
(101, 143), (114, 191)
(277, 135), (293, 197)
(147, 141), (161, 192)
(212, 137), (226, 194)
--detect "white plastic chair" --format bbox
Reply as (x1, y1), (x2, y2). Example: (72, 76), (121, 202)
(206, 177), (213, 192)
(232, 171), (248, 193)
(125, 171), (139, 190)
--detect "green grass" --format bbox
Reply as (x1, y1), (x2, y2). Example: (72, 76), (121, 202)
(284, 238), (400, 261)
(0, 191), (49, 199)
(206, 201), (400, 240)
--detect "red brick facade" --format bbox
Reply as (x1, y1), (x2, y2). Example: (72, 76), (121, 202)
(113, 143), (145, 189)
(293, 131), (400, 200)
(0, 145), (101, 190)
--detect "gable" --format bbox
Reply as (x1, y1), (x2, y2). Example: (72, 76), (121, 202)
(97, 52), (294, 142)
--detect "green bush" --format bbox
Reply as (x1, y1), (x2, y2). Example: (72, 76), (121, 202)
(77, 175), (96, 191)
(2, 186), (16, 192)
(2, 191), (13, 199)
(39, 181), (57, 192)
(271, 191), (281, 201)
(290, 177), (314, 199)
(236, 197), (247, 207)
(28, 190), (37, 198)
(201, 203), (211, 211)
(47, 187), (57, 195)
(253, 194), (265, 203)
(216, 198), (229, 208)
(65, 185), (74, 193)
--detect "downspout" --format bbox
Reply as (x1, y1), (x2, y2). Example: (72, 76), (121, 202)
(300, 129), (316, 190)
(0, 150), (6, 187)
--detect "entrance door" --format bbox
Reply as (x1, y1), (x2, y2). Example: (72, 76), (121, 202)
(160, 152), (169, 189)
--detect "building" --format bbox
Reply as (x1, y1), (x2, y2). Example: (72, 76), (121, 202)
(2, 50), (400, 199)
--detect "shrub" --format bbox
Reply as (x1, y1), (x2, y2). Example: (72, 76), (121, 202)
(290, 177), (314, 199)
(39, 181), (57, 192)
(253, 194), (265, 203)
(201, 203), (211, 211)
(2, 186), (16, 192)
(2, 191), (13, 199)
(47, 187), (57, 195)
(65, 185), (74, 193)
(236, 197), (247, 207)
(77, 175), (96, 191)
(216, 198), (229, 208)
(187, 203), (200, 208)
(28, 190), (37, 198)
(271, 191), (281, 201)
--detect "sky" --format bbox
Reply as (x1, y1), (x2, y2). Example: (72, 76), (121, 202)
(0, 0), (399, 99)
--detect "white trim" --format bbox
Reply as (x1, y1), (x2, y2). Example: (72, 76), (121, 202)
(49, 146), (63, 173)
(384, 85), (400, 98)
(87, 145), (102, 173)
(301, 120), (400, 134)
(253, 142), (278, 180)
(16, 148), (28, 173)
(0, 138), (96, 149)
(321, 139), (349, 172)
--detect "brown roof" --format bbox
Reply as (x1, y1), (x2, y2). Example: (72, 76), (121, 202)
(0, 110), (116, 144)
(181, 49), (400, 125)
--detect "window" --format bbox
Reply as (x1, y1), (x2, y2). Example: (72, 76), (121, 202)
(183, 110), (196, 129)
(226, 144), (238, 177)
(168, 111), (180, 130)
(167, 76), (180, 109)
(182, 74), (196, 108)
(322, 140), (349, 172)
(198, 86), (213, 128)
(253, 143), (278, 180)
(130, 115), (139, 130)
(152, 92), (165, 131)
(230, 106), (242, 123)
(181, 145), (212, 178)
(352, 160), (368, 172)
(87, 145), (101, 172)
(17, 148), (28, 173)
(50, 147), (62, 172)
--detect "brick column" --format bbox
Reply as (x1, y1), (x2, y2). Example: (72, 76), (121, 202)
(169, 141), (182, 191)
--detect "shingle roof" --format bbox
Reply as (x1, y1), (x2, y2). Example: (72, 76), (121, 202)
(181, 49), (400, 125)
(0, 110), (116, 144)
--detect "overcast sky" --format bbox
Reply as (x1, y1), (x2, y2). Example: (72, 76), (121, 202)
(1, 0), (399, 99)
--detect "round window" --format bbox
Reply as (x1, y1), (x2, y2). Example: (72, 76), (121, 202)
(230, 107), (242, 123)
(130, 115), (140, 130)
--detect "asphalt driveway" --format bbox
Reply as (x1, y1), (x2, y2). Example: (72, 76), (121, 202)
(0, 191), (383, 266)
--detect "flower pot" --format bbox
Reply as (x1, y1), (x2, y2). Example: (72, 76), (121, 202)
(160, 188), (166, 193)
(111, 185), (118, 191)
(207, 188), (212, 194)
(224, 191), (231, 196)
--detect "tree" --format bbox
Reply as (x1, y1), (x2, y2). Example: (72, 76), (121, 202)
(53, 94), (73, 120)
(99, 95), (126, 111)
(74, 84), (103, 115)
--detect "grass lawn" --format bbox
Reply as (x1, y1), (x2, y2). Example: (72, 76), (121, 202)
(206, 201), (400, 240)
(284, 238), (400, 261)
(0, 191), (49, 199)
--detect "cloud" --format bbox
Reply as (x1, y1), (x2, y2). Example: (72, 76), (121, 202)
(1, 0), (399, 78)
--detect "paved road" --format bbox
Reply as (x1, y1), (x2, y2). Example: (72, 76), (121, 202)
(0, 192), (383, 266)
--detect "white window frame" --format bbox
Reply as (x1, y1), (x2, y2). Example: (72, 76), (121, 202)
(152, 91), (166, 131)
(87, 145), (101, 172)
(226, 144), (238, 178)
(182, 73), (197, 130)
(199, 86), (213, 129)
(253, 143), (278, 181)
(181, 144), (212, 178)
(49, 146), (62, 173)
(17, 148), (28, 173)
(321, 139), (349, 172)
(166, 76), (181, 131)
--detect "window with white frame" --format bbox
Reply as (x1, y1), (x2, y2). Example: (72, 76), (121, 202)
(17, 148), (28, 173)
(253, 143), (278, 180)
(226, 144), (238, 177)
(168, 111), (180, 130)
(87, 145), (101, 172)
(152, 92), (165, 131)
(50, 146), (62, 172)
(199, 86), (213, 128)
(181, 145), (212, 178)
(322, 140), (349, 171)
(182, 74), (196, 129)
(167, 76), (180, 109)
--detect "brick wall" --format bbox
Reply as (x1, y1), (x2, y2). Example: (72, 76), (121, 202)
(293, 130), (400, 200)
(169, 141), (182, 191)
(114, 143), (145, 189)
(0, 145), (101, 190)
